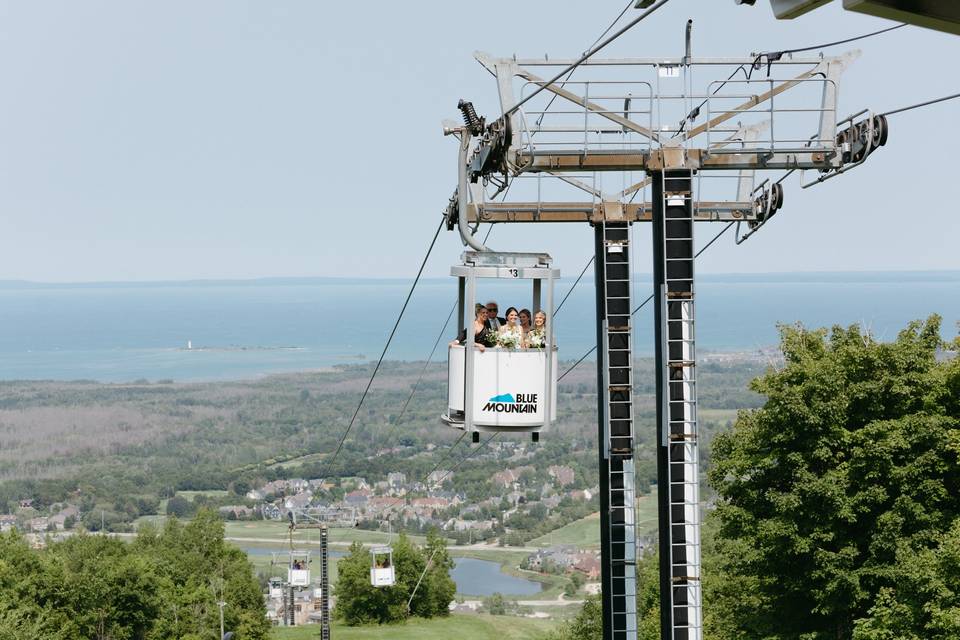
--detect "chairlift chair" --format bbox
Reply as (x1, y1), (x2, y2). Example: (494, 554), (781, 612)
(441, 251), (559, 442)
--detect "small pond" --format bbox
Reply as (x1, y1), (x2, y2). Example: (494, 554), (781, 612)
(451, 557), (542, 597)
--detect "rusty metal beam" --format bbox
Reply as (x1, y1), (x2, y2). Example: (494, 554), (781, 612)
(466, 201), (755, 223)
(517, 148), (831, 171)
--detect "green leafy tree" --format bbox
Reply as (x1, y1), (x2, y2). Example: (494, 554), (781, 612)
(852, 518), (960, 640)
(708, 317), (960, 639)
(335, 541), (408, 624)
(165, 495), (194, 518)
(546, 595), (602, 640)
(482, 592), (507, 616)
(0, 510), (269, 640)
(335, 532), (456, 625)
(412, 531), (456, 618)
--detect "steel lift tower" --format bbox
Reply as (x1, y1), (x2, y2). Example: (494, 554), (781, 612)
(442, 28), (885, 640)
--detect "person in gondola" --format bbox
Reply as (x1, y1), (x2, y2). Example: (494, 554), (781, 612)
(527, 310), (548, 349)
(519, 309), (532, 341)
(498, 307), (525, 349)
(450, 304), (493, 350)
(485, 301), (505, 331)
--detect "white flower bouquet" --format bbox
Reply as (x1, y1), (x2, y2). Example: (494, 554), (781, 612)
(497, 330), (522, 350)
(527, 330), (545, 349)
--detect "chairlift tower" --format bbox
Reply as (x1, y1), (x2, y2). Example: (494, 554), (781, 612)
(442, 24), (885, 640)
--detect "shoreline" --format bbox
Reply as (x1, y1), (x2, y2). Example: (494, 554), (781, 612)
(0, 346), (780, 386)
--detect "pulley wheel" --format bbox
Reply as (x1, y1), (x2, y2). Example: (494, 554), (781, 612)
(771, 183), (784, 212)
(872, 115), (888, 147)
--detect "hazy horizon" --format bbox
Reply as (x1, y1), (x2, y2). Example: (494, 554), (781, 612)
(1, 268), (959, 288)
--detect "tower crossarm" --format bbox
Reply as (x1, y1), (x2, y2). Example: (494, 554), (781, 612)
(466, 200), (756, 223)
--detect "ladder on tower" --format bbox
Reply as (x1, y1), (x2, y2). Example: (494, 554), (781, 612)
(654, 170), (703, 640)
(320, 526), (330, 640)
(599, 219), (639, 640)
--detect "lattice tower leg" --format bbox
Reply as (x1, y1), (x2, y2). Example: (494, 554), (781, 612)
(595, 220), (639, 640)
(652, 170), (703, 640)
(320, 525), (330, 640)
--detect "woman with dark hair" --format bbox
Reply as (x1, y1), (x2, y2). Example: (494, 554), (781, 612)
(450, 304), (493, 350)
(498, 307), (524, 349)
(519, 309), (532, 332)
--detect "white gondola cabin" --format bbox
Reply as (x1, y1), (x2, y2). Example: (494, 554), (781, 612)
(442, 252), (559, 441)
(286, 550), (311, 587)
(370, 546), (395, 587)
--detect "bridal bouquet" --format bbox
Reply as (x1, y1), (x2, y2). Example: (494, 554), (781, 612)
(497, 331), (522, 350)
(526, 330), (545, 349)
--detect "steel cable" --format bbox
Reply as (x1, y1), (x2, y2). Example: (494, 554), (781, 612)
(557, 221), (735, 381)
(326, 217), (445, 467)
(536, 0), (636, 128)
(506, 0), (673, 116)
(371, 224), (496, 457)
(878, 92), (960, 118)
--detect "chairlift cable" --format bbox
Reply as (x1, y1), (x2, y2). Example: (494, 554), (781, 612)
(327, 217), (445, 468)
(536, 0), (636, 128)
(878, 91), (960, 118)
(505, 0), (673, 117)
(675, 23), (907, 136)
(406, 545), (442, 613)
(433, 433), (498, 486)
(776, 22), (906, 56)
(373, 224), (497, 458)
(554, 256), (594, 316)
(372, 301), (457, 458)
(557, 221), (735, 381)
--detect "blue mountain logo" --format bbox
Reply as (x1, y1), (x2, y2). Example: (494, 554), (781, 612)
(483, 392), (538, 414)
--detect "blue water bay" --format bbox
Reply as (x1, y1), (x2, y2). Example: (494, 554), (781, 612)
(0, 272), (956, 382)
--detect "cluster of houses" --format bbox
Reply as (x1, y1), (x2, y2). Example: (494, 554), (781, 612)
(523, 544), (601, 580)
(238, 453), (597, 545)
(0, 501), (79, 534)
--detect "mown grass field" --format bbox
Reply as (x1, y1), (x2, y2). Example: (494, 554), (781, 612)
(528, 487), (658, 548)
(271, 614), (555, 639)
(224, 521), (435, 546)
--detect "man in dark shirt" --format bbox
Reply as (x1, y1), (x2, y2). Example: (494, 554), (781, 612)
(485, 301), (505, 331)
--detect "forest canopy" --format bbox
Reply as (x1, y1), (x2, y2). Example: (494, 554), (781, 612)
(0, 510), (269, 640)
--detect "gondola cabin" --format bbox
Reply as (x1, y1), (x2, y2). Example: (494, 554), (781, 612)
(442, 252), (559, 442)
(287, 550), (311, 587)
(370, 546), (395, 587)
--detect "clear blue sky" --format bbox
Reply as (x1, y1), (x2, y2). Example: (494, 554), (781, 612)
(0, 1), (957, 282)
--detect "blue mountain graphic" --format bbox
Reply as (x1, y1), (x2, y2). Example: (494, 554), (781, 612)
(489, 393), (515, 403)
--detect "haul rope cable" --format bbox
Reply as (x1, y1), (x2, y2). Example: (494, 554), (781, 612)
(406, 545), (442, 613)
(675, 22), (908, 136)
(372, 223), (496, 458)
(327, 216), (445, 467)
(535, 0), (637, 129)
(555, 256), (595, 316)
(557, 221), (736, 381)
(878, 92), (960, 117)
(505, 0), (672, 117)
